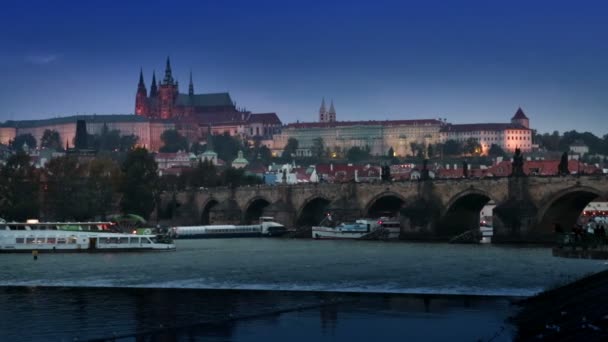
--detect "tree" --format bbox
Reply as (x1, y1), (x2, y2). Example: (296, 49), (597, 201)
(0, 152), (40, 221)
(40, 129), (62, 150)
(258, 145), (272, 163)
(44, 156), (93, 220)
(187, 159), (219, 188)
(119, 148), (159, 219)
(208, 133), (245, 162)
(346, 146), (370, 163)
(281, 138), (299, 159)
(87, 158), (121, 218)
(426, 144), (435, 159)
(311, 137), (325, 159)
(463, 138), (482, 156)
(119, 134), (139, 152)
(442, 140), (463, 156)
(159, 129), (189, 153)
(221, 167), (262, 187)
(488, 144), (506, 158)
(11, 134), (36, 151)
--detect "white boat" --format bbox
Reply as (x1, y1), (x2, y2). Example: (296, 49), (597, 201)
(0, 221), (175, 253)
(312, 216), (401, 240)
(170, 217), (287, 239)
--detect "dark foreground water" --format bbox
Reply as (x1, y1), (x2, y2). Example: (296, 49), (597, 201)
(0, 287), (516, 341)
(1, 239), (606, 341)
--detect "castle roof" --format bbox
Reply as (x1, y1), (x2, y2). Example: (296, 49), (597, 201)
(286, 119), (442, 129)
(440, 123), (530, 133)
(175, 93), (234, 108)
(0, 114), (172, 128)
(248, 113), (282, 125)
(511, 108), (529, 120)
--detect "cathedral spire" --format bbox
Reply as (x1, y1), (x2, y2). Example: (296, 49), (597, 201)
(149, 71), (158, 97)
(189, 71), (194, 96)
(163, 57), (174, 85)
(320, 98), (326, 113)
(137, 68), (146, 94)
(328, 99), (336, 122)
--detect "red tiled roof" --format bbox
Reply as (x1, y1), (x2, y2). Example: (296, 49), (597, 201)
(511, 108), (529, 120)
(286, 119), (442, 129)
(440, 123), (530, 132)
(248, 113), (282, 125)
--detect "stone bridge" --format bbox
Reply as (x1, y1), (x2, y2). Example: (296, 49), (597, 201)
(158, 175), (608, 243)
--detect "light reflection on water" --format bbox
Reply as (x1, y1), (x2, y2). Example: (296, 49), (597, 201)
(0, 287), (517, 342)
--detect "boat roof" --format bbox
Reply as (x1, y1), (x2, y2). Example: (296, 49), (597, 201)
(0, 222), (113, 226)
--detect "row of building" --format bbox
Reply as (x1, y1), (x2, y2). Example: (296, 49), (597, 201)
(1, 59), (533, 157)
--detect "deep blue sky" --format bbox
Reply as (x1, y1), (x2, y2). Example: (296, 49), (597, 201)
(1, 0), (607, 135)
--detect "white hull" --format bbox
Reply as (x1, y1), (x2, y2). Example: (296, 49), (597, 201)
(0, 230), (175, 253)
(312, 227), (369, 240)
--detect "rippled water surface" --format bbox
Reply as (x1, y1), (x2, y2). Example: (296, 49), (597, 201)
(2, 239), (605, 295)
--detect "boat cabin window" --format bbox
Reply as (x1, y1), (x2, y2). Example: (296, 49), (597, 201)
(68, 236), (78, 244)
(119, 237), (129, 244)
(57, 238), (66, 244)
(26, 237), (35, 244)
(108, 237), (118, 244)
(129, 237), (140, 244)
(47, 237), (56, 244)
(141, 238), (151, 244)
(15, 238), (24, 244)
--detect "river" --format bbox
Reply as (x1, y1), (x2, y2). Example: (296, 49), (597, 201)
(1, 239), (606, 341)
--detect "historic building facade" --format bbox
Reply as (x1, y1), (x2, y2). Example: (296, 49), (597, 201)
(0, 115), (175, 152)
(274, 119), (444, 157)
(440, 108), (533, 154)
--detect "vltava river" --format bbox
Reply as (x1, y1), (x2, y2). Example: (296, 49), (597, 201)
(2, 239), (605, 295)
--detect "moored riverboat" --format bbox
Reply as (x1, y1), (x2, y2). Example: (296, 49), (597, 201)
(0, 221), (175, 253)
(312, 216), (401, 240)
(170, 217), (287, 239)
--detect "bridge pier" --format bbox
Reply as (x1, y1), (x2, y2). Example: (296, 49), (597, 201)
(399, 198), (441, 240)
(210, 199), (242, 225)
(262, 200), (296, 228)
(492, 200), (540, 243)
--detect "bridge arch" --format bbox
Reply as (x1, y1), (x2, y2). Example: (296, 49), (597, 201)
(436, 188), (497, 238)
(364, 191), (407, 218)
(296, 195), (332, 227)
(243, 196), (272, 224)
(536, 186), (604, 235)
(201, 198), (219, 225)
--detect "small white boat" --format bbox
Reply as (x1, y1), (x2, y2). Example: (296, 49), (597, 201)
(0, 221), (175, 253)
(170, 217), (286, 239)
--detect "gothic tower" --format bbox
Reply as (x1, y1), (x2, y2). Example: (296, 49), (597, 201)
(159, 57), (178, 119)
(328, 100), (336, 122)
(319, 98), (327, 122)
(135, 69), (148, 116)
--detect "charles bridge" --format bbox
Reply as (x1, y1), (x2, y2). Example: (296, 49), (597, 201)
(158, 175), (608, 243)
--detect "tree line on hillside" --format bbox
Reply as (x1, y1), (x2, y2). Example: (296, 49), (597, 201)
(0, 147), (264, 222)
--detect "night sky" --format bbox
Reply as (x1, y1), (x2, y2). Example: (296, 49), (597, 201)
(1, 0), (607, 135)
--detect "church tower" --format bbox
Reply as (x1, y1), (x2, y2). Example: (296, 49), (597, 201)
(328, 100), (336, 122)
(135, 69), (148, 116)
(319, 98), (327, 122)
(159, 57), (178, 119)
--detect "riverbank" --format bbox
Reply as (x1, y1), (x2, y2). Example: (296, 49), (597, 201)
(513, 269), (608, 340)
